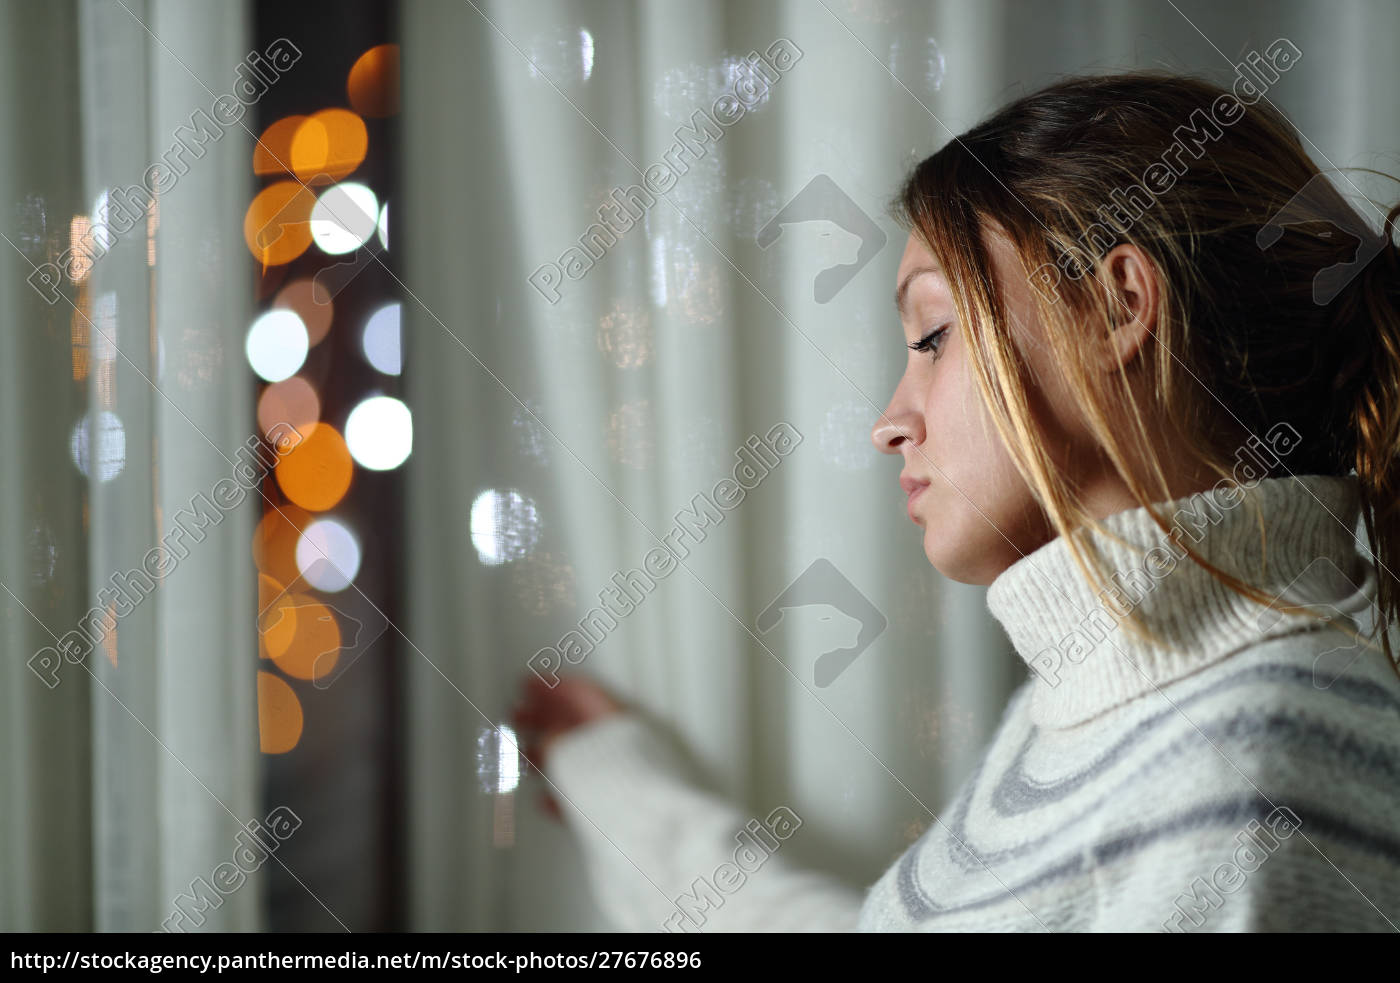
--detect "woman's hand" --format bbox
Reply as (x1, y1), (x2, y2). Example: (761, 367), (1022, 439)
(511, 673), (625, 820)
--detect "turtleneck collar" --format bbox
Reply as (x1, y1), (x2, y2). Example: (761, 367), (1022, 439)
(985, 473), (1375, 730)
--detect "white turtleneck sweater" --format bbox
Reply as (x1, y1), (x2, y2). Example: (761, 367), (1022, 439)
(546, 474), (1400, 932)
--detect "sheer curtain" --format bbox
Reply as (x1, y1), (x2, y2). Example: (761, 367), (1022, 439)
(1, 0), (257, 931)
(401, 0), (1400, 931)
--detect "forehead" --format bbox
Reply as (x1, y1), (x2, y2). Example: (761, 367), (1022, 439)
(894, 233), (948, 318)
(895, 226), (1023, 293)
(897, 232), (938, 275)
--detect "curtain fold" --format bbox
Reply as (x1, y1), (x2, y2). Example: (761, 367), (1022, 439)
(0, 1), (90, 931)
(1, 0), (257, 932)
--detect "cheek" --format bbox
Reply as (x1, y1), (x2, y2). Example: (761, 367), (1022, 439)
(910, 348), (1050, 579)
(921, 361), (1028, 516)
(920, 356), (1002, 472)
(917, 405), (1041, 582)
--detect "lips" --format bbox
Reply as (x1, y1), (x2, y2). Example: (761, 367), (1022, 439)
(901, 474), (931, 521)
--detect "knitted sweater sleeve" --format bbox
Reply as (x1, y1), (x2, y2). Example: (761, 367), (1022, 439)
(545, 712), (866, 933)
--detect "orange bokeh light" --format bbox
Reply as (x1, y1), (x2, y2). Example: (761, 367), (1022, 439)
(253, 504), (312, 587)
(290, 108), (367, 185)
(71, 285), (91, 381)
(257, 671), (303, 754)
(348, 44), (400, 118)
(272, 278), (334, 346)
(244, 181), (316, 267)
(270, 598), (342, 683)
(257, 573), (298, 660)
(101, 601), (118, 668)
(253, 115), (307, 177)
(258, 377), (320, 445)
(69, 216), (94, 282)
(275, 424), (354, 511)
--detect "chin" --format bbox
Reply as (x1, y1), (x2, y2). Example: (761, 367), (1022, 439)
(922, 528), (1008, 586)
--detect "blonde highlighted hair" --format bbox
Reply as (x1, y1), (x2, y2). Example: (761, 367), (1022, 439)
(890, 71), (1400, 676)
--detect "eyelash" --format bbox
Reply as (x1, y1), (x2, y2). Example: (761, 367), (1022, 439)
(908, 324), (950, 360)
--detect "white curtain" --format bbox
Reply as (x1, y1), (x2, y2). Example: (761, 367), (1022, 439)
(401, 0), (1400, 931)
(1, 0), (258, 931)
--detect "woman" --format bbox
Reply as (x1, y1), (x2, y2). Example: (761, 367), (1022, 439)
(513, 72), (1400, 932)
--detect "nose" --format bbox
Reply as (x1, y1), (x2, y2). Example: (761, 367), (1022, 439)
(871, 391), (924, 455)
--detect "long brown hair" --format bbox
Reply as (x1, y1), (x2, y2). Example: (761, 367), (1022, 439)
(890, 71), (1400, 676)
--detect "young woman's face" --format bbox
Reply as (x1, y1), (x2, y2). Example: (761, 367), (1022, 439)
(871, 229), (1076, 585)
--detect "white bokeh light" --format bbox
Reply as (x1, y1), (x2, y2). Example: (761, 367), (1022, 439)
(70, 411), (127, 482)
(580, 29), (594, 80)
(310, 182), (379, 255)
(649, 233), (668, 308)
(476, 723), (522, 794)
(28, 521), (56, 586)
(91, 190), (114, 251)
(362, 302), (401, 375)
(345, 395), (413, 470)
(295, 518), (361, 592)
(470, 489), (540, 565)
(245, 309), (309, 382)
(93, 291), (118, 362)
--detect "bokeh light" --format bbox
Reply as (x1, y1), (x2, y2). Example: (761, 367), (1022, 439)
(245, 309), (309, 383)
(580, 30), (595, 80)
(272, 278), (334, 346)
(347, 44), (401, 118)
(607, 399), (653, 470)
(476, 724), (522, 794)
(296, 518), (361, 592)
(257, 376), (320, 443)
(270, 596), (341, 683)
(69, 216), (94, 282)
(345, 395), (412, 470)
(90, 191), (114, 252)
(244, 181), (316, 266)
(310, 182), (379, 255)
(470, 489), (540, 565)
(290, 108), (367, 185)
(28, 520), (56, 587)
(253, 115), (307, 177)
(361, 302), (401, 375)
(258, 573), (299, 660)
(275, 423), (354, 511)
(253, 504), (313, 587)
(92, 291), (118, 364)
(257, 670), (303, 754)
(509, 550), (576, 616)
(596, 299), (653, 369)
(69, 410), (126, 482)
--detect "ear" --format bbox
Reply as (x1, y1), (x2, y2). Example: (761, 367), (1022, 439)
(1094, 243), (1158, 372)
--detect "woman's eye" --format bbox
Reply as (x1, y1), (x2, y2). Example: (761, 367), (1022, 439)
(907, 325), (949, 359)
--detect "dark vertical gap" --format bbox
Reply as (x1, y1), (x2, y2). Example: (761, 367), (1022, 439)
(252, 0), (401, 933)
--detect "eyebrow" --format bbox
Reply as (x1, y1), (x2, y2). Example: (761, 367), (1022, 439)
(894, 266), (941, 319)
